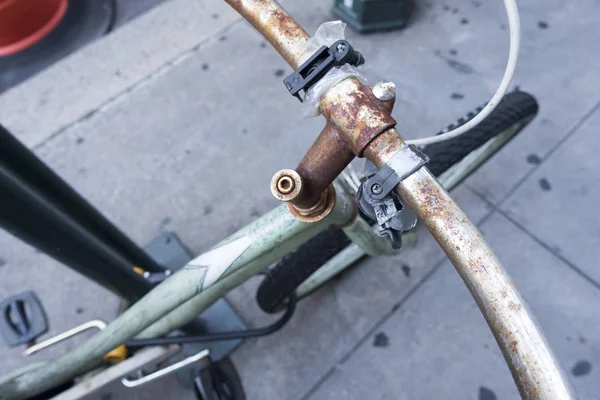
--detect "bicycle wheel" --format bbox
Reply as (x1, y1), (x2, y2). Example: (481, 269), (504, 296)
(256, 91), (538, 313)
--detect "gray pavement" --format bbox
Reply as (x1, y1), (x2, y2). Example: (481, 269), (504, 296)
(1, 0), (599, 399)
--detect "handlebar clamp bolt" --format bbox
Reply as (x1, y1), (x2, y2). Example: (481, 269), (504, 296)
(372, 80), (396, 102)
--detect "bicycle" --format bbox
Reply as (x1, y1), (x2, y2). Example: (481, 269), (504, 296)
(0, 0), (577, 399)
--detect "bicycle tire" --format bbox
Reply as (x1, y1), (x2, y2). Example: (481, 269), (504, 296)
(422, 90), (539, 180)
(256, 91), (538, 314)
(256, 228), (352, 313)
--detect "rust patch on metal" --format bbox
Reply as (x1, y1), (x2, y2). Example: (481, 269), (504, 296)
(321, 79), (397, 157)
(271, 8), (298, 37)
(223, 0), (309, 68)
(508, 301), (522, 312)
(496, 322), (519, 356)
(416, 179), (447, 219)
(294, 122), (354, 208)
(288, 185), (336, 223)
(494, 322), (542, 398)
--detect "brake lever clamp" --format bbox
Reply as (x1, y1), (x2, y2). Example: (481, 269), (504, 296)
(283, 39), (365, 102)
(357, 183), (406, 249)
(357, 145), (429, 249)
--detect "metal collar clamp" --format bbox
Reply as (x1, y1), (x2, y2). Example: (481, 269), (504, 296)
(357, 145), (429, 249)
(365, 144), (429, 201)
(283, 39), (364, 102)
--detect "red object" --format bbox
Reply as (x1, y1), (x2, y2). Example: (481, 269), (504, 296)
(0, 0), (68, 56)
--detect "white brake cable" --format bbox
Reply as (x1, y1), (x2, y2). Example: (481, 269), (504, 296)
(405, 0), (521, 147)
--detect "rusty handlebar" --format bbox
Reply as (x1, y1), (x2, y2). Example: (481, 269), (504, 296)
(224, 0), (577, 398)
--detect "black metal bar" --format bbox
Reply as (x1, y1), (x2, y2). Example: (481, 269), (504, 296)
(0, 124), (162, 302)
(0, 124), (164, 273)
(0, 124), (245, 360)
(0, 163), (152, 301)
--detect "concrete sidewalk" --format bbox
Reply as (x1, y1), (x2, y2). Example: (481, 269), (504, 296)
(1, 0), (599, 399)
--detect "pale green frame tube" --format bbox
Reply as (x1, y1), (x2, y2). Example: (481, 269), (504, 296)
(0, 190), (355, 399)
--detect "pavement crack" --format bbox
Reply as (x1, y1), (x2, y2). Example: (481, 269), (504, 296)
(476, 98), (600, 208)
(298, 263), (444, 400)
(500, 209), (600, 291)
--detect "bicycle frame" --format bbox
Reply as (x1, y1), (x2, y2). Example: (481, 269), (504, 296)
(0, 1), (576, 399)
(0, 184), (366, 398)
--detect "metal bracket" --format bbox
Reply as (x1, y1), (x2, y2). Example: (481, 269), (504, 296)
(23, 319), (106, 356)
(357, 145), (428, 248)
(121, 348), (210, 388)
(283, 39), (364, 102)
(365, 144), (429, 202)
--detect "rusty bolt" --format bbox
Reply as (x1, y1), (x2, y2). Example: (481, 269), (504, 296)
(271, 169), (303, 202)
(372, 80), (396, 102)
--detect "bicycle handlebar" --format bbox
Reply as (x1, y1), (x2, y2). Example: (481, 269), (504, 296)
(224, 0), (309, 69)
(226, 0), (577, 398)
(366, 131), (576, 399)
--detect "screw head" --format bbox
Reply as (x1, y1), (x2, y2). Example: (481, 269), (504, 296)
(371, 183), (383, 195)
(336, 43), (346, 53)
